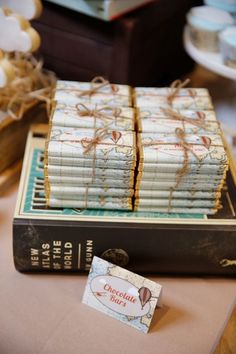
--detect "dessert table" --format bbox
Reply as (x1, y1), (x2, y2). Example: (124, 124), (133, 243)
(0, 183), (235, 354)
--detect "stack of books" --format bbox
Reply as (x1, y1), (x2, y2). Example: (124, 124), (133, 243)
(12, 125), (236, 274)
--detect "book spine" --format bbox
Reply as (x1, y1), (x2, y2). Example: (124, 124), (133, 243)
(13, 219), (236, 275)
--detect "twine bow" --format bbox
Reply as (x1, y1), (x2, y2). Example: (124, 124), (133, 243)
(78, 76), (118, 97)
(160, 107), (206, 129)
(167, 78), (193, 105)
(76, 103), (121, 125)
(81, 127), (110, 154)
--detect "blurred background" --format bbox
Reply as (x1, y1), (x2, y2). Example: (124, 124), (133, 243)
(0, 0), (236, 192)
(33, 0), (202, 85)
(33, 0), (236, 158)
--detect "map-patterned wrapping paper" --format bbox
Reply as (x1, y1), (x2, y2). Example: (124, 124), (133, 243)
(138, 118), (221, 135)
(138, 132), (227, 165)
(48, 185), (134, 198)
(46, 127), (136, 162)
(47, 81), (229, 215)
(48, 197), (133, 210)
(138, 162), (227, 174)
(51, 103), (135, 131)
(55, 80), (132, 107)
(135, 96), (213, 111)
(47, 155), (135, 170)
(46, 165), (135, 179)
(46, 175), (134, 188)
(134, 87), (214, 110)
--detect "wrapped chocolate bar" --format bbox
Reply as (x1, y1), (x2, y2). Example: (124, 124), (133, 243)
(138, 118), (221, 135)
(46, 127), (136, 162)
(134, 206), (218, 215)
(46, 176), (134, 188)
(136, 180), (223, 191)
(135, 189), (221, 199)
(54, 78), (132, 107)
(46, 173), (134, 186)
(55, 92), (131, 108)
(46, 165), (134, 179)
(139, 162), (227, 174)
(139, 171), (226, 181)
(135, 198), (220, 208)
(137, 108), (221, 134)
(134, 85), (214, 110)
(48, 156), (135, 170)
(138, 132), (227, 165)
(138, 108), (218, 121)
(48, 185), (134, 198)
(47, 196), (133, 211)
(51, 102), (135, 131)
(56, 79), (130, 96)
(135, 87), (210, 97)
(134, 94), (214, 111)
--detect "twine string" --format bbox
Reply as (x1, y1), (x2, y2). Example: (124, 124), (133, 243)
(81, 127), (110, 155)
(160, 107), (206, 129)
(168, 128), (202, 212)
(81, 123), (110, 209)
(167, 78), (191, 105)
(78, 76), (117, 97)
(142, 127), (214, 212)
(76, 103), (121, 126)
(161, 78), (216, 211)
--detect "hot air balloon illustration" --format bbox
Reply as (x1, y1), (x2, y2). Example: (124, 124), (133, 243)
(201, 136), (212, 150)
(138, 287), (152, 310)
(111, 130), (121, 143)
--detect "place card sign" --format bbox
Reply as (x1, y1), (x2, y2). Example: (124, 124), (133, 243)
(82, 256), (162, 333)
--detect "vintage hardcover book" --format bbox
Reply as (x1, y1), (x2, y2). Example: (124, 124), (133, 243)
(13, 125), (236, 275)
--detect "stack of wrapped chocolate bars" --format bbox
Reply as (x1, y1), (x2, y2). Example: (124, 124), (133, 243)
(134, 82), (228, 214)
(45, 78), (136, 210)
(45, 78), (228, 215)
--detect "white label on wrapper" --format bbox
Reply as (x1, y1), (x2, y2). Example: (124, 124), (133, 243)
(91, 276), (150, 317)
(82, 256), (162, 333)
